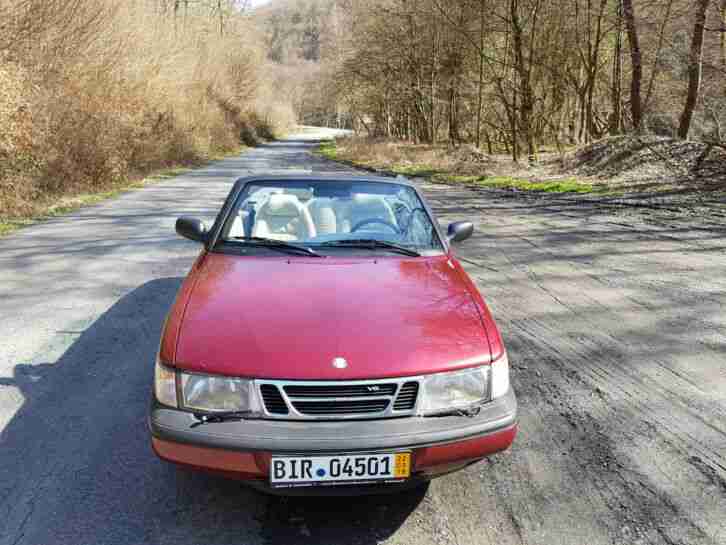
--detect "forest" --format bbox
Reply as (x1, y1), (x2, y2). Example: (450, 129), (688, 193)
(259, 0), (726, 162)
(2, 0), (725, 220)
(0, 0), (293, 219)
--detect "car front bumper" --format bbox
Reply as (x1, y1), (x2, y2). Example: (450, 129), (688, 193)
(149, 388), (517, 492)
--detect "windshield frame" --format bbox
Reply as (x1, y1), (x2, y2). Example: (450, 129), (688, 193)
(206, 175), (449, 257)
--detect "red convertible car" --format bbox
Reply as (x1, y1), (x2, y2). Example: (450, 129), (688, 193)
(149, 175), (516, 494)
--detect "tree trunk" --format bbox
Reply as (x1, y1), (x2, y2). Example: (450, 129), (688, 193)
(678, 0), (709, 139)
(643, 0), (675, 115)
(622, 0), (642, 130)
(430, 16), (438, 145)
(511, 77), (519, 163)
(584, 0), (608, 142)
(510, 0), (535, 162)
(475, 0), (485, 148)
(610, 0), (623, 134)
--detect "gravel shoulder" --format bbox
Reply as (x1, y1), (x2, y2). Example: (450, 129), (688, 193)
(1, 129), (725, 545)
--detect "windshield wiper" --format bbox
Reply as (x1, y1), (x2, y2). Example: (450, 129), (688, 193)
(319, 239), (421, 257)
(230, 236), (323, 257)
(191, 411), (256, 427)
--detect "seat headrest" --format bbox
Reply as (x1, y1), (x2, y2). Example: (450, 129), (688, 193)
(284, 188), (313, 201)
(353, 194), (386, 205)
(263, 194), (303, 217)
(307, 197), (334, 209)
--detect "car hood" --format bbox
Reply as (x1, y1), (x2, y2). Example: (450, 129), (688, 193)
(175, 253), (492, 380)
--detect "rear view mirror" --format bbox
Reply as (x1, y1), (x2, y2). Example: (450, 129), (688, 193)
(447, 221), (474, 244)
(176, 216), (208, 243)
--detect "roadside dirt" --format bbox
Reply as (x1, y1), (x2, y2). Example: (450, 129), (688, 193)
(422, 180), (726, 545)
(507, 136), (726, 221)
(0, 130), (724, 545)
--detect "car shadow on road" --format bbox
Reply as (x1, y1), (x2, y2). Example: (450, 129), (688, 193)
(258, 484), (428, 544)
(0, 278), (422, 545)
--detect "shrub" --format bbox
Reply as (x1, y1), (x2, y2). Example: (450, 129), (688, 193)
(0, 0), (295, 219)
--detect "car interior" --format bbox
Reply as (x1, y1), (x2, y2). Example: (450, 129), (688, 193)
(224, 184), (434, 246)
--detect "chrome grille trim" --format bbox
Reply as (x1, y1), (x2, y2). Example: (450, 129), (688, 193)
(393, 382), (420, 411)
(254, 377), (422, 420)
(259, 384), (288, 415)
(283, 383), (398, 398)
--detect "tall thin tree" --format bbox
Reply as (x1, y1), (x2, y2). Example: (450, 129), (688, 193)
(678, 0), (709, 139)
(622, 0), (642, 130)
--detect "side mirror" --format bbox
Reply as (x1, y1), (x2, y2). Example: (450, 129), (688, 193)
(447, 221), (474, 244)
(176, 216), (208, 243)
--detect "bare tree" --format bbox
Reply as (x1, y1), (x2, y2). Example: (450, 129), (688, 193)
(610, 0), (623, 135)
(622, 0), (642, 130)
(677, 0), (709, 139)
(257, 0), (726, 155)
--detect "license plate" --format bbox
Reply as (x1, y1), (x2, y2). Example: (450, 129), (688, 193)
(270, 452), (411, 488)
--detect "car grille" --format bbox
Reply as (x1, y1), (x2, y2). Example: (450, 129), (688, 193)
(283, 384), (397, 398)
(260, 384), (289, 414)
(294, 399), (390, 415)
(393, 382), (419, 410)
(256, 378), (421, 420)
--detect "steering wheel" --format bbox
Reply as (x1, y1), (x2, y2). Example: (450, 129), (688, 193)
(393, 201), (412, 215)
(401, 207), (428, 231)
(351, 218), (401, 234)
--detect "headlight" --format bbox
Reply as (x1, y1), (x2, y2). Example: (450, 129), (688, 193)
(180, 373), (254, 412)
(155, 359), (178, 408)
(490, 352), (509, 399)
(420, 366), (490, 415)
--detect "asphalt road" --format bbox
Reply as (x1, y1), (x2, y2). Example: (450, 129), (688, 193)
(1, 128), (725, 545)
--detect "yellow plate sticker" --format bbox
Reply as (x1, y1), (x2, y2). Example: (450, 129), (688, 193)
(393, 453), (411, 478)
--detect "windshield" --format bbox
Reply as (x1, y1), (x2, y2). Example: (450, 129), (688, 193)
(218, 180), (443, 254)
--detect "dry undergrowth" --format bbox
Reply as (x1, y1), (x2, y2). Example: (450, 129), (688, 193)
(563, 136), (726, 193)
(327, 137), (494, 177)
(324, 136), (726, 197)
(322, 137), (596, 193)
(0, 1), (295, 222)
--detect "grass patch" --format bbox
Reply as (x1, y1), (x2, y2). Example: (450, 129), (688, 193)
(317, 138), (597, 194)
(0, 151), (243, 238)
(1, 177), (160, 238)
(316, 140), (444, 176)
(389, 164), (442, 177)
(440, 174), (596, 194)
(317, 140), (339, 160)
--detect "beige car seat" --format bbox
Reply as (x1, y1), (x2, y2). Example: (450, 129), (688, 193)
(306, 198), (339, 235)
(252, 194), (316, 241)
(227, 211), (248, 238)
(339, 194), (398, 233)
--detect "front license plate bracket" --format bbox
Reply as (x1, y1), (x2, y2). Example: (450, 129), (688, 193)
(270, 452), (411, 488)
